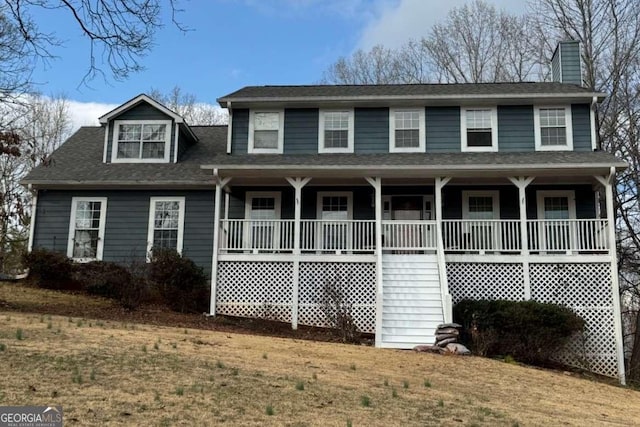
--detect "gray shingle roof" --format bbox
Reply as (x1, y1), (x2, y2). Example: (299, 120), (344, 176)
(23, 125), (625, 187)
(218, 82), (603, 106)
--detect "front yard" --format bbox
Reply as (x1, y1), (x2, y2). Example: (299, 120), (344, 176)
(0, 282), (639, 426)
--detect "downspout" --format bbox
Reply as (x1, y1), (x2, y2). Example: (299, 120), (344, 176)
(226, 102), (233, 154)
(27, 184), (37, 252)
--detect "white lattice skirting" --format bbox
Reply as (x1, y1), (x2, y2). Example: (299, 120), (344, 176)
(447, 261), (618, 378)
(216, 261), (376, 333)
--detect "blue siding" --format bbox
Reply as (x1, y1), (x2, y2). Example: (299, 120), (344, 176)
(426, 107), (460, 153)
(354, 108), (389, 153)
(498, 106), (535, 151)
(560, 41), (582, 86)
(572, 104), (592, 151)
(284, 109), (318, 154)
(105, 102), (176, 163)
(33, 190), (215, 276)
(231, 109), (249, 154)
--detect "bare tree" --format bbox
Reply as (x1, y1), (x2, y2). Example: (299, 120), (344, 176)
(321, 45), (409, 84)
(0, 94), (71, 271)
(1, 0), (186, 85)
(423, 0), (542, 83)
(321, 1), (541, 85)
(148, 86), (228, 125)
(530, 0), (640, 384)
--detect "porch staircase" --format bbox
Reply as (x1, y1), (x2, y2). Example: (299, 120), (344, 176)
(380, 254), (444, 349)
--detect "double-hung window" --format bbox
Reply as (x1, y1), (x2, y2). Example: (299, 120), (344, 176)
(534, 106), (573, 151)
(112, 120), (171, 162)
(319, 110), (354, 153)
(147, 197), (185, 256)
(67, 197), (107, 262)
(461, 108), (498, 152)
(249, 111), (284, 153)
(389, 109), (425, 152)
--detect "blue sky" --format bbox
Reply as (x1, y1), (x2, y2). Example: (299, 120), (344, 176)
(27, 0), (526, 128)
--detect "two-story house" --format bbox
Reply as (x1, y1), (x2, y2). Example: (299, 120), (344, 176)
(23, 41), (626, 382)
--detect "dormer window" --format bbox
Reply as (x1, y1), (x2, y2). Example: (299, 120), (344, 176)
(112, 120), (172, 163)
(461, 108), (498, 152)
(534, 106), (573, 151)
(248, 110), (284, 153)
(319, 109), (354, 153)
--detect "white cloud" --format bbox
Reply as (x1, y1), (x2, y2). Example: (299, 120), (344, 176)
(66, 100), (118, 133)
(358, 0), (528, 50)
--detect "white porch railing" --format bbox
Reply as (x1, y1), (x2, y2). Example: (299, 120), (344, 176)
(382, 220), (437, 251)
(300, 220), (375, 253)
(442, 219), (521, 253)
(219, 219), (295, 253)
(219, 218), (609, 255)
(527, 219), (609, 253)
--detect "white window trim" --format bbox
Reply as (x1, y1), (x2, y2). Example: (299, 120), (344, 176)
(460, 107), (498, 152)
(462, 191), (500, 220)
(67, 197), (108, 262)
(318, 109), (355, 154)
(533, 106), (573, 151)
(111, 119), (172, 163)
(536, 190), (577, 220)
(146, 197), (186, 259)
(248, 110), (285, 154)
(389, 108), (426, 153)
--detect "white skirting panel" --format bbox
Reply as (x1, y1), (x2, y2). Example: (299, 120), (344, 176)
(447, 261), (618, 378)
(216, 260), (376, 333)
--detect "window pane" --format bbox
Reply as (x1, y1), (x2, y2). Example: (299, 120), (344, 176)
(117, 141), (140, 158)
(153, 230), (178, 250)
(118, 124), (141, 141)
(466, 110), (492, 129)
(142, 124), (166, 141)
(142, 142), (165, 159)
(254, 130), (278, 148)
(467, 131), (492, 147)
(395, 129), (419, 148)
(324, 130), (348, 148)
(73, 230), (98, 258)
(541, 127), (567, 146)
(394, 111), (420, 129)
(324, 112), (349, 130)
(468, 196), (494, 220)
(544, 197), (570, 219)
(540, 109), (565, 127)
(254, 112), (279, 130)
(539, 108), (567, 146)
(152, 200), (180, 250)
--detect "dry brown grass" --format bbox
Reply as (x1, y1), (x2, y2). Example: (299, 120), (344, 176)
(0, 284), (639, 426)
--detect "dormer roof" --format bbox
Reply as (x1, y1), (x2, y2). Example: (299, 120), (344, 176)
(98, 93), (199, 143)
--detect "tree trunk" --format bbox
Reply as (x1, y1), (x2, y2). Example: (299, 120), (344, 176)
(628, 312), (640, 384)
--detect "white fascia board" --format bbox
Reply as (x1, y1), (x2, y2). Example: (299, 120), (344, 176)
(99, 94), (185, 124)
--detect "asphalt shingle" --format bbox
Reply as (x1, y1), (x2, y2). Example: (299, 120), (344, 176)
(22, 125), (625, 187)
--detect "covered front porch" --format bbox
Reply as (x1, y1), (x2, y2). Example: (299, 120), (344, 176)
(202, 163), (625, 380)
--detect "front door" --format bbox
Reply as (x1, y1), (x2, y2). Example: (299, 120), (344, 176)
(536, 190), (576, 253)
(245, 192), (281, 252)
(462, 191), (500, 252)
(317, 192), (353, 252)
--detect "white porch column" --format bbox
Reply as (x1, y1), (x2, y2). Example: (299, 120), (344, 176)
(435, 176), (452, 323)
(209, 170), (231, 316)
(365, 177), (383, 347)
(286, 177), (311, 330)
(508, 176), (535, 300)
(595, 167), (627, 385)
